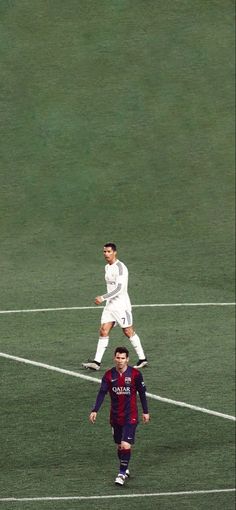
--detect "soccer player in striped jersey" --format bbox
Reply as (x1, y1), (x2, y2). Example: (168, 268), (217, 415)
(82, 243), (148, 371)
(89, 346), (150, 485)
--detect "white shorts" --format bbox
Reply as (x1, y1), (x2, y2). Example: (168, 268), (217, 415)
(101, 307), (133, 328)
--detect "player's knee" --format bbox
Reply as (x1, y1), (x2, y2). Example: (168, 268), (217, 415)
(123, 326), (134, 338)
(99, 325), (110, 337)
(121, 441), (131, 450)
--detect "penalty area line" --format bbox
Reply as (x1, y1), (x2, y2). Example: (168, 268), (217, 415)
(0, 352), (235, 422)
(0, 488), (235, 502)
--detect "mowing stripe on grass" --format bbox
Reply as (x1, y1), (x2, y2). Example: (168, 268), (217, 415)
(0, 352), (235, 422)
(0, 488), (235, 502)
(0, 302), (235, 314)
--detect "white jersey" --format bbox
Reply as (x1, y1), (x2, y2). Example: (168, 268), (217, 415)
(101, 259), (131, 312)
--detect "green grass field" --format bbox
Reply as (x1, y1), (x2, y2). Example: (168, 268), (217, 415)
(0, 0), (235, 509)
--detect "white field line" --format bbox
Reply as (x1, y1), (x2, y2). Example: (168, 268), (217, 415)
(0, 352), (235, 422)
(0, 302), (235, 314)
(0, 488), (235, 502)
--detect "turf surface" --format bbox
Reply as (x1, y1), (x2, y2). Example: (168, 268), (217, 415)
(0, 0), (235, 509)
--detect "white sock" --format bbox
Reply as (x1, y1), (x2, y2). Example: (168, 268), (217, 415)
(94, 336), (109, 363)
(129, 333), (146, 360)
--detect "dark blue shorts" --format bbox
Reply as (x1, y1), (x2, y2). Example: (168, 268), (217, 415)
(112, 424), (137, 445)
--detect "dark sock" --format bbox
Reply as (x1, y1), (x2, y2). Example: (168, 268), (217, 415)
(118, 448), (131, 475)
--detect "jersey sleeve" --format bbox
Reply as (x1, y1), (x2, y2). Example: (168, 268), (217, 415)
(91, 373), (109, 412)
(135, 371), (149, 414)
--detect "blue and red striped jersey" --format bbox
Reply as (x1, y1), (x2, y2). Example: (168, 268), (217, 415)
(92, 366), (148, 425)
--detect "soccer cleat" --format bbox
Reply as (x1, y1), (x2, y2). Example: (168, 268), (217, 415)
(82, 360), (101, 371)
(133, 359), (148, 369)
(125, 469), (130, 479)
(115, 473), (126, 486)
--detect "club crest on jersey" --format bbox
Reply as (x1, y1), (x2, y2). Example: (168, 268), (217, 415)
(125, 377), (131, 384)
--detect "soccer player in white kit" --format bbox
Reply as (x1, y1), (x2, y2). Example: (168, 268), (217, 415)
(82, 243), (148, 371)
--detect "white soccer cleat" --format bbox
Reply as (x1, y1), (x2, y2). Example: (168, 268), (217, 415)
(82, 361), (101, 371)
(125, 469), (130, 479)
(115, 473), (126, 486)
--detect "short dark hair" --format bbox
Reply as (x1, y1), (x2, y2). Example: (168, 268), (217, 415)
(114, 346), (129, 357)
(104, 242), (117, 251)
